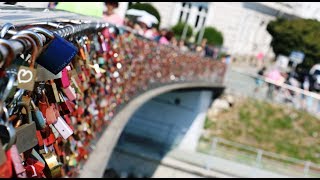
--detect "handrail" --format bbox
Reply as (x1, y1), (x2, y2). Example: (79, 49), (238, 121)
(234, 68), (320, 100)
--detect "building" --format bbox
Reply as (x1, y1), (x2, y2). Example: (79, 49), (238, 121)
(116, 2), (319, 60)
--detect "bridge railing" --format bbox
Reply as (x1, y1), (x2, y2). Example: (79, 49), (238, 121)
(207, 136), (320, 177)
(230, 69), (320, 118)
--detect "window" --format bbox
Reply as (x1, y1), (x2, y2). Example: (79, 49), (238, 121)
(195, 6), (202, 27)
(179, 2), (192, 23)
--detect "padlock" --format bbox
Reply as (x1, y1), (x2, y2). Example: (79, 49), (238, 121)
(4, 56), (26, 100)
(0, 150), (12, 178)
(38, 89), (50, 116)
(30, 99), (47, 130)
(21, 95), (31, 114)
(50, 80), (61, 103)
(49, 124), (60, 139)
(58, 93), (72, 115)
(46, 104), (57, 125)
(11, 34), (39, 91)
(30, 27), (78, 75)
(62, 85), (77, 101)
(44, 83), (58, 104)
(56, 68), (70, 88)
(39, 145), (62, 178)
(15, 101), (38, 153)
(36, 64), (62, 82)
(10, 144), (27, 178)
(53, 116), (73, 140)
(0, 141), (6, 166)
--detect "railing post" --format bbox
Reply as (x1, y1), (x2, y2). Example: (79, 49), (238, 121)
(211, 137), (219, 155)
(304, 161), (311, 177)
(256, 149), (263, 168)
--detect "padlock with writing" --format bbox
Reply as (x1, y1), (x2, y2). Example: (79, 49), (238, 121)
(11, 34), (39, 91)
(30, 27), (78, 75)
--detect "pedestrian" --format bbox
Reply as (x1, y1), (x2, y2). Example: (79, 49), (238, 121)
(302, 76), (312, 110)
(178, 40), (189, 52)
(103, 2), (124, 26)
(254, 66), (266, 93)
(159, 31), (174, 45)
(154, 28), (167, 42)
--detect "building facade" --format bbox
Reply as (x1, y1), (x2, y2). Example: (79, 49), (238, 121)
(117, 2), (319, 59)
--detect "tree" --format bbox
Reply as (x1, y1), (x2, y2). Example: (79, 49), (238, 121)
(195, 26), (224, 46)
(128, 3), (161, 28)
(267, 18), (320, 75)
(171, 21), (193, 40)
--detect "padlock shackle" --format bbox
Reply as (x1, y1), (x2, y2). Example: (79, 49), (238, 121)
(16, 30), (43, 48)
(30, 99), (38, 111)
(0, 22), (16, 38)
(28, 27), (54, 41)
(17, 101), (33, 124)
(11, 34), (39, 68)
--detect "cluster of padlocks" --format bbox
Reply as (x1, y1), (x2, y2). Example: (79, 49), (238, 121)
(0, 19), (225, 178)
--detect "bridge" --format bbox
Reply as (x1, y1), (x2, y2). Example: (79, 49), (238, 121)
(1, 6), (318, 178)
(0, 6), (228, 178)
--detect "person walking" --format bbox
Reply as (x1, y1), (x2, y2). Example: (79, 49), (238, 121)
(254, 66), (266, 93)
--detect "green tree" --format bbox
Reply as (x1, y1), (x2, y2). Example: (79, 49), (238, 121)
(171, 21), (193, 40)
(128, 3), (161, 28)
(267, 18), (320, 73)
(196, 26), (224, 46)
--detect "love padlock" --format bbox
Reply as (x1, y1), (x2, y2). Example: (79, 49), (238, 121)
(29, 27), (78, 75)
(11, 34), (39, 91)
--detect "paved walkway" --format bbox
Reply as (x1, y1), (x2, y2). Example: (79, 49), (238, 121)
(168, 149), (291, 178)
(113, 136), (292, 178)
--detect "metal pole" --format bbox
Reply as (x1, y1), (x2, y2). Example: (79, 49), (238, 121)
(181, 21), (189, 41)
(197, 12), (206, 45)
(256, 149), (263, 168)
(304, 161), (311, 177)
(197, 23), (205, 45)
(211, 137), (218, 155)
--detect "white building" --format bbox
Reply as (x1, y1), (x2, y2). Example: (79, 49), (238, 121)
(116, 2), (320, 60)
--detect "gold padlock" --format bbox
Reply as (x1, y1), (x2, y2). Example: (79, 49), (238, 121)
(41, 146), (62, 178)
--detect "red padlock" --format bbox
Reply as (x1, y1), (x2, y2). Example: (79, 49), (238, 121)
(0, 150), (12, 178)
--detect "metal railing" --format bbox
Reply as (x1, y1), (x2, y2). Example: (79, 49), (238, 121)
(203, 136), (320, 177)
(230, 69), (320, 118)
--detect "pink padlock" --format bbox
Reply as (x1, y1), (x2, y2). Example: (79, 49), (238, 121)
(63, 85), (77, 101)
(58, 68), (70, 88)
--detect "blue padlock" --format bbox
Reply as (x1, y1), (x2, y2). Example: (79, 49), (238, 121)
(30, 27), (78, 75)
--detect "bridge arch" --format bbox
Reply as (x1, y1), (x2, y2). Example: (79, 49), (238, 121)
(79, 81), (224, 178)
